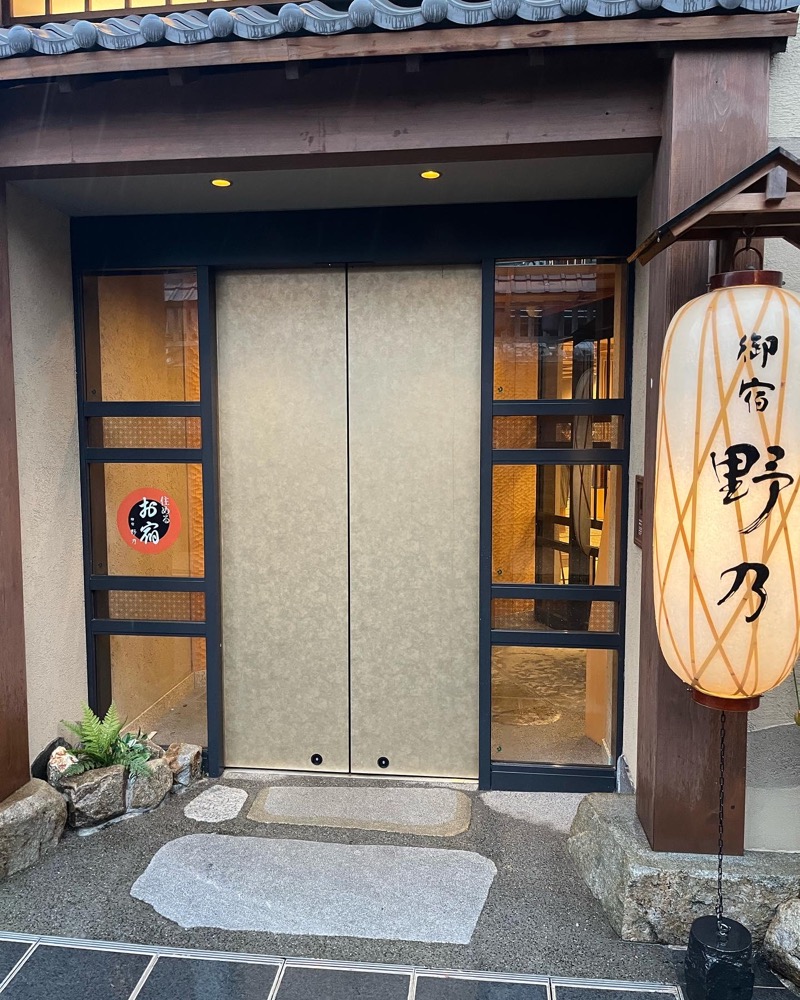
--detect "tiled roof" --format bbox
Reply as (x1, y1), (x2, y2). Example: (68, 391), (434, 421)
(0, 0), (795, 60)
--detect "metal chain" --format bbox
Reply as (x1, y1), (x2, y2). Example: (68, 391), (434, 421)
(716, 710), (728, 941)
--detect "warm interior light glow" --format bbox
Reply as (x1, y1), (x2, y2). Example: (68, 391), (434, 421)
(653, 276), (800, 708)
(420, 170), (441, 180)
(211, 178), (232, 188)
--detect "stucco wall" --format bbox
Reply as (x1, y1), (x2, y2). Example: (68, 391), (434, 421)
(7, 184), (86, 760)
(621, 176), (652, 787)
(743, 36), (800, 851)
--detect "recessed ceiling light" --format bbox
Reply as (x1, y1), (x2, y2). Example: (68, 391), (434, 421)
(211, 178), (232, 188)
(420, 170), (441, 180)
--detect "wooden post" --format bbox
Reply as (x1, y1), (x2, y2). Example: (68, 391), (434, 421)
(636, 46), (771, 855)
(0, 181), (30, 803)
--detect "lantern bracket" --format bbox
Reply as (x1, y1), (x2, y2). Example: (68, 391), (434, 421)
(629, 147), (800, 268)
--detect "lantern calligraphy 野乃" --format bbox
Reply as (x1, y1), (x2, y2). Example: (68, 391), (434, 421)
(653, 268), (800, 710)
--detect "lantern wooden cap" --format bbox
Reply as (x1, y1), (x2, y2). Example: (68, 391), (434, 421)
(692, 690), (761, 713)
(709, 270), (783, 290)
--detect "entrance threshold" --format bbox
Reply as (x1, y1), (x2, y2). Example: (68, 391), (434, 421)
(223, 768), (479, 788)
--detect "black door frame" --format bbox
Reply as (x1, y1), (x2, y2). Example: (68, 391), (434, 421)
(479, 259), (633, 793)
(72, 198), (635, 788)
(74, 267), (224, 775)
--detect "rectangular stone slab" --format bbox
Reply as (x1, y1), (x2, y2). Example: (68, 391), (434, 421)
(131, 834), (496, 943)
(247, 785), (471, 836)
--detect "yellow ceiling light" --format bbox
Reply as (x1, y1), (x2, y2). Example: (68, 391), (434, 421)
(211, 178), (232, 188)
(420, 170), (441, 180)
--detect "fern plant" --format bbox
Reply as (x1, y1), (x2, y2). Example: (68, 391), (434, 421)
(61, 704), (155, 778)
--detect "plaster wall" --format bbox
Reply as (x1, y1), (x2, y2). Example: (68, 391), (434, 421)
(620, 176), (652, 788)
(7, 184), (86, 760)
(743, 39), (800, 851)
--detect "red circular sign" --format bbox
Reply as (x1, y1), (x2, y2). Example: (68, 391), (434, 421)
(117, 488), (182, 553)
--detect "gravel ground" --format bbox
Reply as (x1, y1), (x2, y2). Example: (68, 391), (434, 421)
(0, 776), (679, 984)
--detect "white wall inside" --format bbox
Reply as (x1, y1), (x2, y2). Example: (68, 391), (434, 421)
(7, 184), (87, 760)
(620, 176), (653, 788)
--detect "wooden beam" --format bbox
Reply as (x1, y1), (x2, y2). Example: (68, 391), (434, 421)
(636, 45), (770, 856)
(694, 224), (800, 239)
(0, 51), (661, 175)
(0, 12), (793, 83)
(709, 191), (800, 213)
(0, 181), (30, 805)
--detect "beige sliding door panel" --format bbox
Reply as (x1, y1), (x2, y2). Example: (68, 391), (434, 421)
(217, 269), (350, 771)
(347, 266), (482, 778)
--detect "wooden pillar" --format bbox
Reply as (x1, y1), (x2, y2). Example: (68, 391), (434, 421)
(636, 45), (771, 855)
(0, 181), (30, 803)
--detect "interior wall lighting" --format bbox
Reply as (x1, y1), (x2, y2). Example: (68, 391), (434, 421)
(211, 178), (232, 188)
(420, 170), (441, 180)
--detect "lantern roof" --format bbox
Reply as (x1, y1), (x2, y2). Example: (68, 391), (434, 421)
(629, 146), (800, 266)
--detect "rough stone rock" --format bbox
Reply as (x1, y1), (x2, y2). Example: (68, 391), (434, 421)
(46, 746), (79, 787)
(764, 898), (800, 987)
(31, 738), (68, 782)
(0, 779), (66, 879)
(164, 743), (202, 786)
(567, 793), (800, 944)
(60, 765), (126, 829)
(142, 738), (165, 760)
(127, 758), (173, 811)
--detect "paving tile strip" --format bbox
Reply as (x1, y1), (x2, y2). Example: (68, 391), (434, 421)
(0, 933), (689, 1000)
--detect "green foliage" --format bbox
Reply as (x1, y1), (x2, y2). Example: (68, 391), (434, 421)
(61, 704), (155, 777)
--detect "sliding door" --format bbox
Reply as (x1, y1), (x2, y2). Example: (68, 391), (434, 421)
(348, 266), (482, 778)
(217, 270), (350, 770)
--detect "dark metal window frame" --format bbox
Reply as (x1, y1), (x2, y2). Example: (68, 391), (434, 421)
(71, 200), (634, 790)
(478, 257), (633, 793)
(74, 266), (223, 775)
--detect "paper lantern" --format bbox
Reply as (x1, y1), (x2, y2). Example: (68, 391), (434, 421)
(653, 269), (800, 710)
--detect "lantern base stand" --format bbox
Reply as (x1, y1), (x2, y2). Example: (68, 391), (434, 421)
(692, 691), (760, 713)
(685, 915), (754, 1000)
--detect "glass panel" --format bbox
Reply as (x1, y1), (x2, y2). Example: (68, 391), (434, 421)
(494, 262), (624, 401)
(491, 645), (617, 766)
(492, 415), (622, 450)
(87, 417), (202, 449)
(99, 591), (205, 621)
(11, 0), (45, 14)
(90, 463), (204, 577)
(84, 272), (199, 402)
(492, 464), (620, 585)
(491, 599), (618, 633)
(492, 465), (621, 586)
(101, 635), (207, 747)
